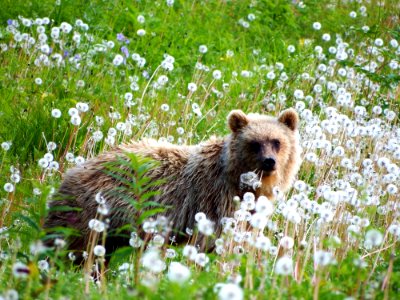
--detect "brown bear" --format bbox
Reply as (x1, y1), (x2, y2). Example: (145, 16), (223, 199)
(44, 109), (301, 254)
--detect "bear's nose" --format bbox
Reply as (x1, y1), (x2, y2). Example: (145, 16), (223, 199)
(262, 157), (276, 172)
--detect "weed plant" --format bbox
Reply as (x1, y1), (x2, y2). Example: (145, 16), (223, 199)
(0, 0), (399, 299)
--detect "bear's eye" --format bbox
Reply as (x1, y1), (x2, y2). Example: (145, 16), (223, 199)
(272, 139), (281, 151)
(248, 141), (261, 153)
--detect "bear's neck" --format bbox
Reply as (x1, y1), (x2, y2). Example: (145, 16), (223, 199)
(167, 137), (240, 244)
(222, 135), (250, 197)
(218, 140), (239, 194)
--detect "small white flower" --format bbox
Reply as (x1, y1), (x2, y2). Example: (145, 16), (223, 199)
(129, 232), (142, 248)
(188, 82), (197, 92)
(10, 173), (21, 183)
(255, 235), (271, 251)
(152, 235), (165, 247)
(362, 25), (369, 32)
(388, 224), (400, 237)
(95, 192), (106, 204)
(195, 212), (207, 222)
(166, 248), (176, 258)
(275, 256), (293, 275)
(76, 102), (89, 112)
(97, 204), (109, 216)
(70, 115), (81, 126)
(287, 45), (295, 53)
(312, 22), (321, 30)
(65, 152), (75, 162)
(88, 219), (106, 233)
(54, 238), (66, 248)
(279, 236), (294, 249)
(38, 260), (49, 271)
(266, 71), (276, 80)
(137, 15), (145, 23)
(4, 183), (14, 193)
(294, 89), (304, 99)
(197, 218), (214, 236)
(161, 103), (170, 111)
(364, 229), (383, 247)
(47, 142), (57, 151)
(142, 249), (165, 273)
(40, 44), (50, 54)
(93, 245), (106, 256)
(212, 70), (222, 80)
(167, 262), (191, 284)
(374, 38), (383, 47)
(38, 158), (49, 168)
(314, 250), (334, 266)
(68, 252), (76, 261)
(182, 245), (198, 260)
(49, 161), (59, 170)
(199, 45), (208, 54)
(250, 213), (268, 229)
(389, 39), (399, 48)
(76, 79), (85, 87)
(195, 252), (209, 267)
(248, 13), (256, 21)
(68, 108), (79, 117)
(74, 156), (85, 166)
(255, 196), (274, 216)
(51, 108), (62, 118)
(113, 54), (124, 66)
(322, 33), (331, 41)
(217, 283), (243, 300)
(1, 142), (11, 151)
(137, 29), (146, 36)
(35, 78), (43, 85)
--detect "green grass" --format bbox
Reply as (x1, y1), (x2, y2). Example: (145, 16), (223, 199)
(0, 0), (400, 299)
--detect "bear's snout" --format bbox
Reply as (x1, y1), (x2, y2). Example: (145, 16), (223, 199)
(262, 157), (276, 172)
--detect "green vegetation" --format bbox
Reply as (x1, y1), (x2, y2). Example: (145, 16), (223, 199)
(0, 0), (399, 299)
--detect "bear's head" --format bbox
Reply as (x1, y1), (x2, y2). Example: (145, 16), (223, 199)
(227, 109), (301, 197)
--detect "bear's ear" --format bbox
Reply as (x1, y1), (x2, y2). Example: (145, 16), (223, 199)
(228, 110), (249, 133)
(278, 108), (299, 131)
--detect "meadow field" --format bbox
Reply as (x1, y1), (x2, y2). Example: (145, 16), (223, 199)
(0, 0), (399, 299)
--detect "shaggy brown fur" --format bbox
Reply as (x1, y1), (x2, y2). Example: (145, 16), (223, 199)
(44, 109), (301, 253)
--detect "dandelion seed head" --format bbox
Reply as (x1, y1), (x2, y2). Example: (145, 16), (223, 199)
(38, 260), (49, 271)
(364, 229), (383, 248)
(188, 82), (197, 92)
(88, 219), (105, 233)
(167, 262), (190, 284)
(51, 108), (62, 118)
(195, 252), (209, 267)
(217, 283), (243, 300)
(275, 256), (293, 275)
(279, 236), (294, 249)
(314, 250), (334, 266)
(137, 15), (145, 24)
(137, 29), (146, 36)
(142, 249), (166, 273)
(113, 54), (124, 66)
(213, 69), (222, 80)
(313, 22), (321, 30)
(1, 141), (11, 151)
(182, 245), (198, 260)
(93, 245), (106, 256)
(287, 45), (295, 53)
